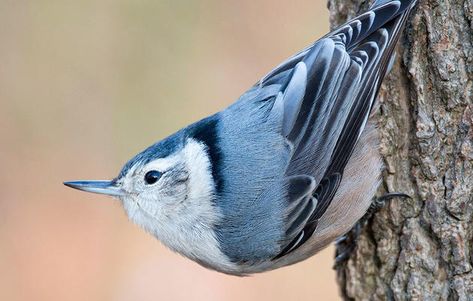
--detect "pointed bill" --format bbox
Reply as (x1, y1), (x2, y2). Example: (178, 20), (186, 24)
(63, 180), (124, 196)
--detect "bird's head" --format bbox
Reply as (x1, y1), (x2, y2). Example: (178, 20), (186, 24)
(64, 132), (232, 270)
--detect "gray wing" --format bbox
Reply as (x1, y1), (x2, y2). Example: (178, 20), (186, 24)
(262, 0), (417, 259)
(257, 175), (318, 260)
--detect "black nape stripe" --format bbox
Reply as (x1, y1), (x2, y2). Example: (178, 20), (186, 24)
(189, 115), (224, 194)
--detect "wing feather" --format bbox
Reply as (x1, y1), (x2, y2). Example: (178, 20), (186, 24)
(268, 0), (417, 259)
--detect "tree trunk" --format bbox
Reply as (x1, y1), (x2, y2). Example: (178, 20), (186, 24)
(329, 0), (473, 300)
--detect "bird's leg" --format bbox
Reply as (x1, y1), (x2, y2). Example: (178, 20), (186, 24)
(333, 192), (411, 269)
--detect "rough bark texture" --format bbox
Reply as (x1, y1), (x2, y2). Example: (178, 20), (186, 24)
(329, 0), (473, 300)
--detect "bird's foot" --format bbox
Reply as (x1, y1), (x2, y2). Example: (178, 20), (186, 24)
(333, 192), (411, 269)
(361, 192), (412, 225)
(334, 222), (362, 268)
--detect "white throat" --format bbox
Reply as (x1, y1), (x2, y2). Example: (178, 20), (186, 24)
(121, 138), (236, 272)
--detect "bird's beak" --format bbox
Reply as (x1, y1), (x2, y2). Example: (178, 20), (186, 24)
(63, 180), (124, 197)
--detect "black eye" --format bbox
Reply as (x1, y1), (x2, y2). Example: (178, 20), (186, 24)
(144, 170), (162, 185)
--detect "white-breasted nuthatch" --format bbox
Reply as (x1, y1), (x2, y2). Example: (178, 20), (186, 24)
(65, 0), (417, 275)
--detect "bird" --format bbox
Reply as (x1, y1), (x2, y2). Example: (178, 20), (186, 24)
(64, 0), (417, 276)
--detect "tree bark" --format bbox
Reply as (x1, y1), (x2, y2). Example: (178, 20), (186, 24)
(329, 0), (473, 300)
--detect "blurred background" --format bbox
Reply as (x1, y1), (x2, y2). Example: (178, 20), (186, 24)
(0, 0), (338, 300)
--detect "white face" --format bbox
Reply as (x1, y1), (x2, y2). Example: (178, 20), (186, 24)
(114, 138), (234, 271)
(118, 152), (189, 224)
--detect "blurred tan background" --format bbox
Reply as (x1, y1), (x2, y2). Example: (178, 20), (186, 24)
(0, 0), (339, 300)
